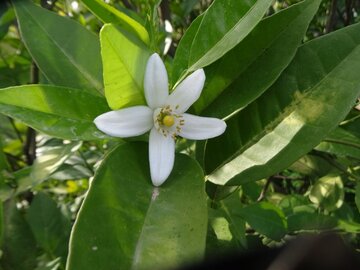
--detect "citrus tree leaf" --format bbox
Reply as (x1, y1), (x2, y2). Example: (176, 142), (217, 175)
(196, 0), (321, 117)
(81, 0), (149, 45)
(67, 142), (207, 270)
(207, 22), (360, 186)
(12, 0), (103, 95)
(100, 24), (150, 110)
(172, 0), (271, 83)
(0, 85), (109, 140)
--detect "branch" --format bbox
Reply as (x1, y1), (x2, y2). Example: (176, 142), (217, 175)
(326, 0), (338, 33)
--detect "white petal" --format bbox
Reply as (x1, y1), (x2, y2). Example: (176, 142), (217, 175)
(179, 113), (226, 140)
(94, 106), (153, 138)
(144, 53), (169, 109)
(166, 69), (205, 113)
(149, 127), (175, 186)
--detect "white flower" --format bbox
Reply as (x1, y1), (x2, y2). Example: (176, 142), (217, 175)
(94, 53), (226, 186)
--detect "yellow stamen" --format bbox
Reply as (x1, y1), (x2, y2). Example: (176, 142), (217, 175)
(162, 115), (175, 127)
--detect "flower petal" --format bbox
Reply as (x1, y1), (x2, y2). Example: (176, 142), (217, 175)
(179, 113), (227, 140)
(166, 69), (205, 113)
(149, 127), (175, 186)
(94, 106), (153, 137)
(144, 53), (169, 109)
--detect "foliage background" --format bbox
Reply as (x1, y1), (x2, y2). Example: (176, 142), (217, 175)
(0, 0), (360, 269)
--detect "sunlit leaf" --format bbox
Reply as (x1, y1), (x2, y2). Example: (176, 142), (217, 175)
(207, 22), (360, 186)
(0, 85), (109, 140)
(100, 24), (150, 109)
(81, 0), (149, 44)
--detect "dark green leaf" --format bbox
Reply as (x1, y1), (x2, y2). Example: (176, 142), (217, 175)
(172, 0), (271, 83)
(0, 85), (110, 140)
(1, 201), (37, 270)
(26, 193), (71, 260)
(81, 0), (149, 44)
(316, 127), (360, 160)
(197, 0), (321, 117)
(238, 202), (287, 241)
(207, 22), (360, 186)
(287, 212), (338, 232)
(67, 143), (207, 270)
(12, 0), (103, 95)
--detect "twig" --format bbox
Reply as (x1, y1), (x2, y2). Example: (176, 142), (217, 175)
(326, 0), (338, 33)
(257, 177), (272, 202)
(121, 0), (135, 11)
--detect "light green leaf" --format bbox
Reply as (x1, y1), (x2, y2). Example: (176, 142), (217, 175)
(81, 0), (149, 45)
(207, 22), (360, 186)
(31, 142), (82, 186)
(67, 143), (207, 270)
(196, 0), (321, 116)
(238, 202), (287, 241)
(172, 0), (271, 83)
(0, 85), (109, 140)
(100, 24), (150, 109)
(309, 174), (344, 211)
(12, 0), (103, 95)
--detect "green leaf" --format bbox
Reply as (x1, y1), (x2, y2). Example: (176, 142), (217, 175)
(100, 24), (150, 109)
(81, 0), (149, 45)
(237, 202), (287, 241)
(207, 22), (360, 186)
(12, 0), (103, 95)
(309, 174), (344, 212)
(31, 142), (82, 186)
(196, 0), (321, 116)
(26, 193), (71, 261)
(1, 201), (37, 270)
(67, 143), (207, 270)
(355, 183), (360, 213)
(316, 127), (360, 160)
(0, 85), (109, 140)
(172, 0), (271, 83)
(287, 212), (338, 232)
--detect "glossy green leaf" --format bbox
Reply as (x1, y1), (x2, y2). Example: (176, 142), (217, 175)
(26, 193), (71, 261)
(207, 22), (360, 186)
(0, 85), (109, 140)
(309, 174), (344, 211)
(67, 143), (207, 270)
(1, 200), (37, 270)
(100, 24), (150, 109)
(237, 202), (287, 241)
(81, 0), (149, 44)
(172, 0), (271, 83)
(31, 142), (82, 186)
(12, 0), (103, 95)
(196, 0), (321, 116)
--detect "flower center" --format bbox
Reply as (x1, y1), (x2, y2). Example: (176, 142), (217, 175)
(153, 106), (184, 139)
(162, 115), (175, 127)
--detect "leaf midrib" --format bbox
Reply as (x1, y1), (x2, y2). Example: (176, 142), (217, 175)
(18, 4), (103, 93)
